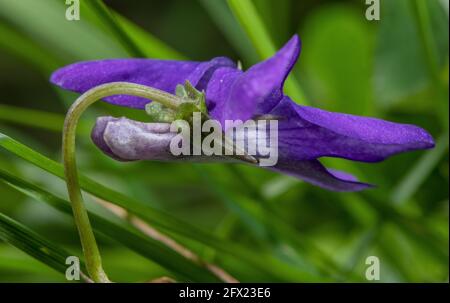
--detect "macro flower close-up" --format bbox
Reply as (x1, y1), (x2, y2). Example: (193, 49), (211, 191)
(51, 35), (434, 192)
(0, 0), (448, 290)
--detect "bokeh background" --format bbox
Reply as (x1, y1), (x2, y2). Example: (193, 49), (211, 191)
(0, 0), (448, 282)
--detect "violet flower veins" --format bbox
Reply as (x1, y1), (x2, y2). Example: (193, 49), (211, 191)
(51, 35), (434, 191)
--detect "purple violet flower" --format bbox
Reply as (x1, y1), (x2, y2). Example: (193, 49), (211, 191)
(50, 35), (434, 191)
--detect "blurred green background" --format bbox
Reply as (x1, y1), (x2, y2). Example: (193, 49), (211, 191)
(0, 0), (448, 282)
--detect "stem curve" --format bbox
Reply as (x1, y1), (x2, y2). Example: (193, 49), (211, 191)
(62, 82), (183, 282)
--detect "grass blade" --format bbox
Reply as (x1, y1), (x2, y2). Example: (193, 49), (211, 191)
(0, 132), (316, 281)
(0, 168), (222, 282)
(196, 165), (358, 280)
(226, 0), (306, 103)
(226, 0), (276, 58)
(115, 14), (186, 60)
(0, 22), (61, 73)
(0, 211), (89, 281)
(392, 132), (449, 204)
(0, 0), (127, 61)
(198, 0), (259, 64)
(82, 0), (184, 60)
(0, 104), (89, 133)
(86, 0), (145, 57)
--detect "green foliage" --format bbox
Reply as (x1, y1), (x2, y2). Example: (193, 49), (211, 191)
(227, 0), (307, 104)
(374, 0), (448, 107)
(0, 211), (86, 279)
(0, 168), (223, 282)
(299, 5), (374, 115)
(0, 0), (447, 282)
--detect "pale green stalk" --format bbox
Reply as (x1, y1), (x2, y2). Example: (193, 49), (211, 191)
(62, 82), (182, 282)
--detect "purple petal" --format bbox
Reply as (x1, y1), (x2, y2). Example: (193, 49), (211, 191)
(206, 35), (301, 125)
(50, 35), (300, 123)
(203, 66), (241, 123)
(271, 97), (435, 162)
(327, 169), (359, 182)
(91, 116), (177, 161)
(91, 116), (230, 162)
(92, 116), (370, 191)
(91, 116), (124, 161)
(271, 159), (372, 192)
(51, 57), (235, 109)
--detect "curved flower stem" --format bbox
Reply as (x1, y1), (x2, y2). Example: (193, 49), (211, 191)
(63, 82), (183, 282)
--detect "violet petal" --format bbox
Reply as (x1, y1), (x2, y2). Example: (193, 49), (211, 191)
(271, 97), (435, 162)
(92, 116), (234, 163)
(91, 116), (177, 161)
(206, 35), (301, 125)
(50, 57), (235, 109)
(271, 159), (372, 192)
(91, 116), (370, 191)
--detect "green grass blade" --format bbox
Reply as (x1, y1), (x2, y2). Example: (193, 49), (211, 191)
(226, 0), (306, 103)
(226, 0), (276, 58)
(0, 22), (61, 73)
(0, 0), (127, 61)
(360, 192), (448, 264)
(0, 168), (222, 282)
(411, 0), (449, 127)
(0, 211), (87, 281)
(198, 0), (259, 64)
(115, 14), (186, 60)
(392, 132), (449, 204)
(81, 0), (184, 60)
(86, 0), (145, 57)
(0, 132), (315, 281)
(252, 0), (291, 45)
(196, 165), (357, 280)
(0, 104), (89, 133)
(0, 0), (184, 66)
(412, 0), (445, 86)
